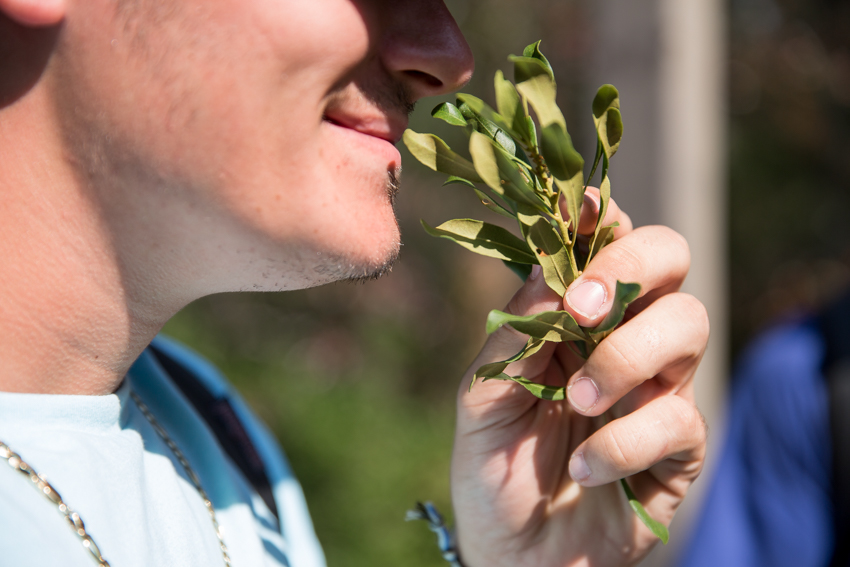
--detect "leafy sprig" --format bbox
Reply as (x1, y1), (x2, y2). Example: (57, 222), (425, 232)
(403, 41), (668, 544)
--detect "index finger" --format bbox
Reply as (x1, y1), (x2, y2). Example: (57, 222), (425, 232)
(571, 186), (633, 239)
(563, 225), (691, 327)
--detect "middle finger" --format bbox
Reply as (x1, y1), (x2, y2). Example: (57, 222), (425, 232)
(560, 291), (709, 417)
(563, 224), (691, 327)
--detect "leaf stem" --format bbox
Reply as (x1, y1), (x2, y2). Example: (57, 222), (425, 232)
(550, 198), (580, 280)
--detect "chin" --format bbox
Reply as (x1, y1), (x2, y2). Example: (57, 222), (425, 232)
(317, 169), (402, 282)
(286, 209), (401, 287)
(334, 225), (402, 283)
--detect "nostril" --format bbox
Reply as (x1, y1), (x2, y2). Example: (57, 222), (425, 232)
(404, 70), (443, 89)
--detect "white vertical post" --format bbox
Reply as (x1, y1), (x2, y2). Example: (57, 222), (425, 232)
(587, 0), (727, 564)
(659, 0), (727, 427)
(652, 0), (727, 562)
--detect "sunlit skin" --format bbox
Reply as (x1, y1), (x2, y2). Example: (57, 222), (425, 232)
(0, 0), (709, 565)
(0, 0), (472, 394)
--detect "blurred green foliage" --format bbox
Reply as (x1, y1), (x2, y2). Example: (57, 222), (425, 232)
(164, 294), (457, 566)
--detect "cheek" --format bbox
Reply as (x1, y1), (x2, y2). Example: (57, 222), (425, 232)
(252, 0), (371, 75)
(55, 0), (397, 268)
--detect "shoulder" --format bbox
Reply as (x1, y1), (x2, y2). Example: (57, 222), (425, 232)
(736, 315), (824, 385)
(729, 315), (830, 476)
(145, 335), (297, 487)
(732, 316), (826, 413)
(146, 335), (327, 567)
(149, 335), (234, 397)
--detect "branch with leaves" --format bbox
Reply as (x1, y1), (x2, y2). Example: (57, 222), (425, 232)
(404, 41), (669, 544)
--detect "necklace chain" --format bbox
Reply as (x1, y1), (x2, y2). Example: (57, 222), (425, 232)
(0, 390), (233, 567)
(130, 390), (233, 566)
(0, 440), (112, 566)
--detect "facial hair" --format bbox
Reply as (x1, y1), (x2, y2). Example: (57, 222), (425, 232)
(308, 168), (402, 285)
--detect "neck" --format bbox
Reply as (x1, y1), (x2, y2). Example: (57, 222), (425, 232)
(0, 83), (180, 396)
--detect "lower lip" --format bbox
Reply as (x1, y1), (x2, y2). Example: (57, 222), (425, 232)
(323, 121), (402, 167)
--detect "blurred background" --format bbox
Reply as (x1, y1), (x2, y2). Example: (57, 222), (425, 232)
(161, 0), (850, 564)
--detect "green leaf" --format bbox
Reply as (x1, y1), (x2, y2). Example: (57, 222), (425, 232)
(468, 131), (504, 189)
(592, 84), (620, 119)
(584, 138), (604, 189)
(456, 93), (505, 127)
(516, 206), (575, 295)
(469, 132), (547, 211)
(403, 130), (483, 183)
(421, 218), (536, 264)
(604, 108), (624, 154)
(541, 123), (585, 234)
(489, 375), (566, 401)
(621, 478), (669, 544)
(486, 309), (585, 342)
(525, 115), (539, 152)
(493, 130), (517, 157)
(587, 223), (617, 268)
(473, 188), (516, 219)
(521, 40), (555, 81)
(540, 123), (584, 181)
(516, 74), (565, 129)
(431, 102), (467, 126)
(555, 178), (586, 237)
(443, 175), (476, 188)
(592, 85), (623, 159)
(494, 70), (529, 143)
(472, 338), (545, 390)
(502, 260), (533, 280)
(592, 107), (623, 159)
(591, 280), (641, 337)
(455, 94), (519, 153)
(509, 55), (553, 85)
(457, 98), (517, 156)
(586, 172), (612, 267)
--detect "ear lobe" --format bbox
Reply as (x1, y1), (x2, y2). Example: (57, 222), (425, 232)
(0, 0), (65, 27)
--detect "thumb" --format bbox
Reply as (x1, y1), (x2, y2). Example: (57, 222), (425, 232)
(458, 265), (562, 414)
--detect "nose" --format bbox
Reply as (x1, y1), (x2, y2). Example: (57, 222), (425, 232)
(380, 0), (474, 100)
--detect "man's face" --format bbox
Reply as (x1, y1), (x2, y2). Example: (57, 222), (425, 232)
(51, 0), (472, 292)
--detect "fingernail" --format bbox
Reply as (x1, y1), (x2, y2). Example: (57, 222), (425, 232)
(583, 192), (600, 215)
(568, 377), (599, 412)
(570, 451), (592, 482)
(566, 280), (606, 318)
(529, 264), (542, 281)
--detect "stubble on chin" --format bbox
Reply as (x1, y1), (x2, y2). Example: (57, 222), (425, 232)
(310, 168), (402, 285)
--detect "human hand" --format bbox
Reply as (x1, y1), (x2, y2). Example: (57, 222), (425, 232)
(451, 190), (709, 566)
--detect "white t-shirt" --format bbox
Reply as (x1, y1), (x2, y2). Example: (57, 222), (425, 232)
(0, 336), (326, 567)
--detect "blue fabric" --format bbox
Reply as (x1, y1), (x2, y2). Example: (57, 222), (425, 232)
(680, 317), (835, 567)
(151, 335), (327, 567)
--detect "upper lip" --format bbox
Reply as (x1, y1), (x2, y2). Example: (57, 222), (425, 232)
(323, 109), (408, 145)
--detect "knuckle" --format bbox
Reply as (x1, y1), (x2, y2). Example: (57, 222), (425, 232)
(598, 241), (646, 281)
(666, 396), (706, 447)
(636, 225), (691, 272)
(674, 293), (711, 349)
(504, 290), (531, 317)
(594, 333), (642, 376)
(601, 427), (638, 471)
(657, 225), (691, 263)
